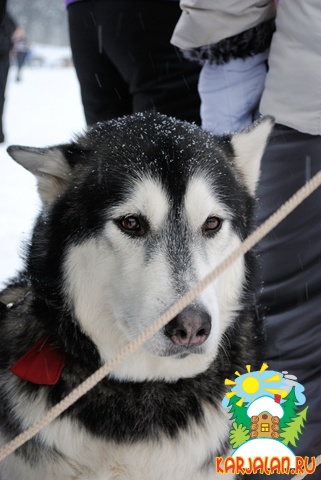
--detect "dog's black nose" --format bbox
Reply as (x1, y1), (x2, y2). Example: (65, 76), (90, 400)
(165, 307), (211, 347)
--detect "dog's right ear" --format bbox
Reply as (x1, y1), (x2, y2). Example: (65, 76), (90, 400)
(7, 145), (73, 205)
(230, 116), (274, 195)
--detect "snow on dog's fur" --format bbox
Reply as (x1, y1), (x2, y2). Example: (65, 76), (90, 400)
(0, 113), (273, 479)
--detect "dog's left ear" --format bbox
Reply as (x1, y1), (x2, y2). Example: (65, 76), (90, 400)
(7, 145), (72, 205)
(230, 116), (274, 195)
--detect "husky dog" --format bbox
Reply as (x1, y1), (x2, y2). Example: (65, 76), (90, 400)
(0, 113), (273, 480)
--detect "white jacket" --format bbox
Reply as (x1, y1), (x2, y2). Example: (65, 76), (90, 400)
(171, 0), (275, 50)
(260, 0), (321, 135)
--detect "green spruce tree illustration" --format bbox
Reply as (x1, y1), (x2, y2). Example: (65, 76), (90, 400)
(280, 406), (308, 448)
(227, 394), (251, 431)
(229, 422), (250, 449)
(279, 387), (298, 431)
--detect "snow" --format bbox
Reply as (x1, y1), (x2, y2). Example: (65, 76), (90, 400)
(0, 61), (86, 289)
(29, 43), (72, 67)
(247, 396), (284, 419)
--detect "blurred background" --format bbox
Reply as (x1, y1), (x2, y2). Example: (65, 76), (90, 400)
(9, 0), (69, 47)
(8, 0), (72, 67)
(0, 0), (86, 287)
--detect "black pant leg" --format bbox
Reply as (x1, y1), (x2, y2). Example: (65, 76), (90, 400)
(70, 0), (201, 125)
(0, 54), (10, 141)
(247, 125), (321, 479)
(102, 0), (201, 124)
(68, 1), (132, 125)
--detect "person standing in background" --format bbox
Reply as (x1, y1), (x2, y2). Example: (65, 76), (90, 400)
(12, 28), (30, 82)
(66, 0), (201, 126)
(170, 0), (275, 134)
(0, 11), (16, 143)
(251, 1), (321, 478)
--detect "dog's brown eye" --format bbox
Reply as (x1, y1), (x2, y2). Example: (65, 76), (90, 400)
(202, 216), (222, 236)
(122, 217), (140, 231)
(117, 216), (146, 236)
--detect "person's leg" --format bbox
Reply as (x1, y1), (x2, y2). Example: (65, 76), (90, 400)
(16, 52), (27, 81)
(0, 55), (10, 142)
(249, 125), (321, 479)
(199, 52), (268, 134)
(68, 0), (132, 125)
(98, 0), (201, 124)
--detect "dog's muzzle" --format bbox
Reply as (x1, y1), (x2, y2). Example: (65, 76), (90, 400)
(164, 306), (211, 348)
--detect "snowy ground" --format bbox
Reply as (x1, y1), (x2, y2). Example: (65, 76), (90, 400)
(0, 64), (86, 288)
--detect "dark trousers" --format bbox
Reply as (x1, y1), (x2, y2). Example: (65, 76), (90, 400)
(68, 0), (201, 126)
(16, 51), (27, 71)
(248, 125), (321, 479)
(0, 54), (10, 142)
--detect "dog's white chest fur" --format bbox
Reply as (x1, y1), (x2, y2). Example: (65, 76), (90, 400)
(1, 400), (233, 480)
(64, 406), (231, 480)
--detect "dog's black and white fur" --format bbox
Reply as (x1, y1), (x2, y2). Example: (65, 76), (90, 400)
(0, 113), (273, 479)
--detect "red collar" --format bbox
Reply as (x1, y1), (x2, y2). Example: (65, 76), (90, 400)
(11, 337), (65, 385)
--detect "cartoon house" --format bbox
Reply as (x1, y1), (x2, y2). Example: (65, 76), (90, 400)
(247, 396), (284, 439)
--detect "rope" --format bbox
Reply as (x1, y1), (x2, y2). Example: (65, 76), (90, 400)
(292, 454), (321, 480)
(0, 169), (321, 477)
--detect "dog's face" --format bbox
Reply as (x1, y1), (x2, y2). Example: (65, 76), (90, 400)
(8, 113), (273, 381)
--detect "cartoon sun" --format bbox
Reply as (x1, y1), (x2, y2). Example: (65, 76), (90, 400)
(223, 364), (294, 407)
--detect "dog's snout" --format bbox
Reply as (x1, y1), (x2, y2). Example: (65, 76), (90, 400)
(165, 307), (211, 347)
